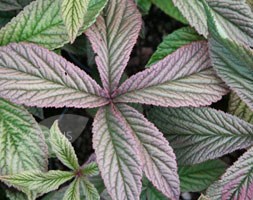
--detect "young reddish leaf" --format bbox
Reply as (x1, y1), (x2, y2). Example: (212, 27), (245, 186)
(207, 146), (253, 200)
(0, 43), (108, 108)
(85, 0), (142, 92)
(148, 107), (253, 165)
(114, 41), (227, 107)
(92, 104), (142, 200)
(116, 104), (180, 200)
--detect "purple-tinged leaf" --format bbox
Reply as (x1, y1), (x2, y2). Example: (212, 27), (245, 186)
(116, 104), (180, 200)
(85, 0), (142, 92)
(114, 41), (228, 107)
(92, 104), (142, 200)
(0, 43), (108, 108)
(207, 146), (253, 200)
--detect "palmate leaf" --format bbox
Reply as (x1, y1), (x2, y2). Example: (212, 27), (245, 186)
(50, 121), (79, 170)
(92, 104), (142, 200)
(0, 170), (74, 195)
(179, 160), (227, 192)
(147, 26), (203, 66)
(114, 41), (227, 107)
(0, 43), (108, 108)
(0, 98), (48, 175)
(228, 92), (253, 124)
(0, 0), (107, 50)
(63, 178), (80, 200)
(62, 0), (90, 43)
(147, 107), (253, 165)
(172, 0), (253, 46)
(116, 104), (179, 200)
(207, 146), (253, 200)
(85, 0), (142, 92)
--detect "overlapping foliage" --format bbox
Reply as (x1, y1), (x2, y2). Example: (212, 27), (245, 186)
(0, 0), (252, 199)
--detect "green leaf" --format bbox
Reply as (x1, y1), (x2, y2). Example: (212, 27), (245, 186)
(147, 26), (204, 66)
(80, 178), (100, 200)
(50, 121), (79, 170)
(0, 0), (107, 50)
(0, 98), (48, 175)
(62, 0), (90, 43)
(136, 0), (151, 15)
(173, 0), (253, 46)
(63, 178), (80, 200)
(151, 0), (187, 24)
(81, 162), (99, 176)
(147, 107), (253, 164)
(179, 160), (227, 192)
(198, 194), (210, 200)
(0, 170), (74, 195)
(228, 92), (253, 124)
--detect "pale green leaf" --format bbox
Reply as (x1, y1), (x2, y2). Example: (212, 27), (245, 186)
(81, 178), (100, 200)
(151, 0), (187, 23)
(0, 170), (74, 195)
(82, 162), (99, 176)
(0, 0), (107, 50)
(228, 92), (253, 124)
(0, 98), (48, 175)
(147, 107), (253, 164)
(147, 26), (203, 66)
(198, 194), (210, 200)
(62, 0), (90, 43)
(173, 0), (253, 46)
(50, 121), (79, 170)
(63, 178), (80, 200)
(207, 146), (253, 200)
(40, 125), (55, 158)
(179, 160), (227, 192)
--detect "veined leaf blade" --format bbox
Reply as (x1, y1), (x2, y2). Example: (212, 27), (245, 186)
(173, 0), (253, 46)
(147, 26), (203, 66)
(116, 104), (180, 200)
(0, 98), (48, 175)
(62, 0), (90, 43)
(63, 178), (80, 200)
(81, 178), (100, 200)
(50, 121), (79, 170)
(114, 41), (227, 107)
(147, 107), (253, 165)
(228, 92), (253, 124)
(92, 105), (142, 200)
(0, 43), (108, 108)
(0, 0), (107, 50)
(207, 147), (253, 200)
(179, 160), (227, 192)
(0, 170), (74, 194)
(86, 0), (142, 92)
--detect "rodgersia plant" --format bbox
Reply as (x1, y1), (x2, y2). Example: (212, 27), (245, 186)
(0, 0), (253, 199)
